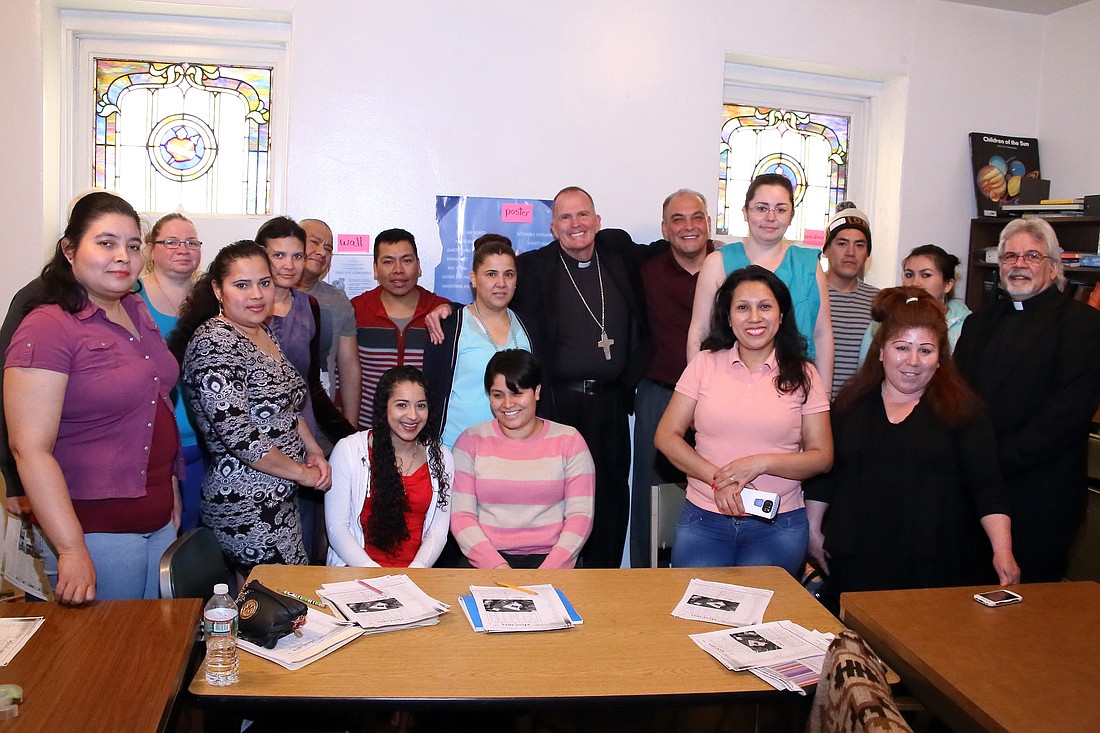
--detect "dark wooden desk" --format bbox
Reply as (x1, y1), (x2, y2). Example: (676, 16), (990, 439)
(0, 598), (201, 732)
(190, 566), (844, 709)
(842, 581), (1100, 733)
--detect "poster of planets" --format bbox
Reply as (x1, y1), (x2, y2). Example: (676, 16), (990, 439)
(969, 132), (1041, 217)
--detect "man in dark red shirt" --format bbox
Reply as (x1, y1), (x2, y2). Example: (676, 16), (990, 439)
(631, 189), (716, 567)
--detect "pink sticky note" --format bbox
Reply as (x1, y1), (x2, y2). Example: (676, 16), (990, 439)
(338, 234), (371, 254)
(802, 229), (825, 249)
(501, 203), (533, 223)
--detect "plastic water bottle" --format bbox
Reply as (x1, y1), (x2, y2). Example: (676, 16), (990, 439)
(203, 583), (239, 686)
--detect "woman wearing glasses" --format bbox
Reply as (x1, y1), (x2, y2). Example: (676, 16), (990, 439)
(688, 173), (833, 391)
(139, 214), (204, 531)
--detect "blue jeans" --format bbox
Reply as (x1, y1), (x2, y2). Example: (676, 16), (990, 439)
(671, 501), (808, 576)
(37, 521), (176, 600)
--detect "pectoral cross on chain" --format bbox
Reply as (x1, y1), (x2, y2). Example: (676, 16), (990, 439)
(597, 331), (615, 360)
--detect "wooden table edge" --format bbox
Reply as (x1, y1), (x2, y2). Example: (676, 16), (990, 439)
(188, 688), (793, 712)
(841, 593), (1006, 733)
(158, 598), (205, 733)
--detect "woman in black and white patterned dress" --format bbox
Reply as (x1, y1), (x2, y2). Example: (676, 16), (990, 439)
(170, 241), (331, 576)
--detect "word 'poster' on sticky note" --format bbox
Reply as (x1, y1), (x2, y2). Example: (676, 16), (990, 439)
(501, 203), (533, 224)
(338, 234), (371, 255)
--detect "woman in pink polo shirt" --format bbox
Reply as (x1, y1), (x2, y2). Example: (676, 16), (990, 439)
(5, 192), (180, 605)
(656, 265), (833, 575)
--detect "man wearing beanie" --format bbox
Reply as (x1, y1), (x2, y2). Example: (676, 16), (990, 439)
(822, 202), (877, 395)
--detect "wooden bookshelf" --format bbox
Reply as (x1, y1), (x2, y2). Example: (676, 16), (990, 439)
(965, 216), (1100, 312)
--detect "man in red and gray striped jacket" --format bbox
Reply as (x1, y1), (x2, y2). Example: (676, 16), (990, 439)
(350, 228), (449, 430)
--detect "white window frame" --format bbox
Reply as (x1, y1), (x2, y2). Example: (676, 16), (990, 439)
(722, 59), (885, 242)
(60, 9), (290, 243)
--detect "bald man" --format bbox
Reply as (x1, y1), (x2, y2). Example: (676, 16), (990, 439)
(298, 218), (361, 428)
(511, 187), (652, 568)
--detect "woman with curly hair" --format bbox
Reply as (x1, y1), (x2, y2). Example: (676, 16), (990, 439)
(325, 366), (454, 567)
(656, 265), (833, 575)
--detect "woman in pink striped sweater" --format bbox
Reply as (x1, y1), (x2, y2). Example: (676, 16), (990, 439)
(450, 349), (595, 568)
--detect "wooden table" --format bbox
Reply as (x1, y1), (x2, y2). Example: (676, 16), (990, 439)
(0, 598), (202, 732)
(190, 566), (843, 710)
(842, 581), (1100, 733)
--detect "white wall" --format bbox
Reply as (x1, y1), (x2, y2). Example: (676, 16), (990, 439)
(2, 1), (47, 308)
(0, 0), (1084, 312)
(1038, 0), (1100, 200)
(894, 1), (1044, 284)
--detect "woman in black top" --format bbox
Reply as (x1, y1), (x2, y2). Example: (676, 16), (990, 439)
(805, 288), (1019, 611)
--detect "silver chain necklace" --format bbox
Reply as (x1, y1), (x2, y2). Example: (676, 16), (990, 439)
(469, 303), (518, 351)
(559, 252), (615, 360)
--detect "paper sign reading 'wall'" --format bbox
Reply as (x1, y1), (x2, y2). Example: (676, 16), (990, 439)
(338, 234), (371, 254)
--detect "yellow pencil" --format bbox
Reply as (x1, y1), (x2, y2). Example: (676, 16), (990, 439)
(495, 581), (537, 595)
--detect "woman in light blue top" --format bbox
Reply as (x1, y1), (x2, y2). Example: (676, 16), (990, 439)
(688, 173), (834, 391)
(858, 244), (970, 364)
(422, 234), (534, 448)
(138, 213), (204, 531)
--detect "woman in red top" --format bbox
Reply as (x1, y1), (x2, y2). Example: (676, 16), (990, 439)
(326, 366), (453, 567)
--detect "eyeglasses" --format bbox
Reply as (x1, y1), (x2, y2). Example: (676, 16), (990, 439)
(747, 204), (792, 217)
(999, 250), (1051, 266)
(154, 238), (203, 250)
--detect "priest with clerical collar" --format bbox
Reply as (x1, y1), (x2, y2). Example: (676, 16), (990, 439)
(954, 216), (1100, 584)
(511, 186), (652, 568)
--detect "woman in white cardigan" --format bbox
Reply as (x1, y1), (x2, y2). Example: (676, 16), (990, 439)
(326, 366), (454, 567)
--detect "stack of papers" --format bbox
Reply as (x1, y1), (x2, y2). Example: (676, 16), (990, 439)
(0, 617), (43, 666)
(691, 620), (834, 694)
(671, 579), (773, 627)
(749, 652), (829, 694)
(238, 609), (363, 671)
(459, 584), (579, 633)
(317, 575), (449, 633)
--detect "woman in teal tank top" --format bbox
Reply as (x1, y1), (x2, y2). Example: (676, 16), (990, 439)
(138, 213), (204, 531)
(688, 174), (834, 392)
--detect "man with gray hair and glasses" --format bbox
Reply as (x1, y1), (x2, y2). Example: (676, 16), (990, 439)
(955, 217), (1100, 583)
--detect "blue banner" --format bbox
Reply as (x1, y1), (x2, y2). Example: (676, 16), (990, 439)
(433, 195), (553, 303)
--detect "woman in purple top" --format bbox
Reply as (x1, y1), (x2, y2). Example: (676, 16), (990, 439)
(5, 192), (181, 605)
(255, 217), (353, 562)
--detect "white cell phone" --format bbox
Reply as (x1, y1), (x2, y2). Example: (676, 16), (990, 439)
(740, 486), (780, 520)
(973, 589), (1022, 607)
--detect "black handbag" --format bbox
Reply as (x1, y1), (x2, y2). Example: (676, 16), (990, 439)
(235, 580), (308, 649)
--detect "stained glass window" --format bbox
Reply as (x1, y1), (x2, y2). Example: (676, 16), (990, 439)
(718, 105), (849, 245)
(94, 58), (273, 215)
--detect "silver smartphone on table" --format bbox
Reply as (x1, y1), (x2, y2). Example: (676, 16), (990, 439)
(973, 589), (1022, 607)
